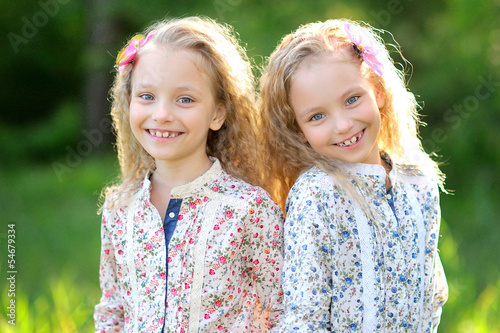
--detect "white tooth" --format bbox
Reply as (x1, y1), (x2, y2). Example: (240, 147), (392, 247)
(162, 132), (169, 138)
(154, 131), (160, 137)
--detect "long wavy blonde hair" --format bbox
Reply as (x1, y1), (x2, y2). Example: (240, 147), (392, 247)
(101, 16), (261, 211)
(258, 19), (445, 210)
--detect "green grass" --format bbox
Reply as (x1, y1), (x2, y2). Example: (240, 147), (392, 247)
(0, 152), (499, 332)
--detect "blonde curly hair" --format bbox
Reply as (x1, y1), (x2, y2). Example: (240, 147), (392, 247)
(101, 16), (262, 211)
(258, 19), (445, 210)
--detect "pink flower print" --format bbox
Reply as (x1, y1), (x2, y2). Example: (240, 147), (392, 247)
(160, 272), (166, 279)
(117, 230), (123, 236)
(272, 240), (278, 247)
(218, 325), (224, 331)
(171, 288), (177, 295)
(264, 248), (270, 254)
(178, 214), (183, 221)
(256, 197), (263, 204)
(196, 198), (202, 205)
(189, 238), (195, 244)
(249, 208), (255, 214)
(190, 202), (196, 209)
(176, 243), (181, 251)
(254, 259), (259, 265)
(159, 318), (164, 324)
(237, 228), (243, 233)
(168, 256), (173, 263)
(204, 313), (211, 319)
(146, 243), (153, 250)
(219, 256), (227, 264)
(212, 186), (219, 192)
(104, 249), (110, 255)
(204, 196), (209, 202)
(185, 282), (191, 289)
(225, 210), (233, 218)
(118, 250), (124, 255)
(209, 269), (216, 275)
(105, 291), (112, 298)
(145, 200), (150, 207)
(274, 224), (280, 230)
(214, 224), (220, 231)
(215, 300), (222, 307)
(125, 317), (130, 323)
(146, 288), (150, 294)
(253, 233), (259, 238)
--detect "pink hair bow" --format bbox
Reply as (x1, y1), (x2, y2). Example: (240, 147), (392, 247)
(343, 23), (384, 76)
(116, 31), (155, 71)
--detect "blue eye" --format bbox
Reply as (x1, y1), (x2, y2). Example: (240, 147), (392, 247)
(346, 96), (359, 105)
(139, 93), (154, 101)
(310, 114), (325, 121)
(178, 97), (194, 103)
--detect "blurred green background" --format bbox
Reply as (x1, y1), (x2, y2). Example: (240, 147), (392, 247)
(1, 0), (499, 332)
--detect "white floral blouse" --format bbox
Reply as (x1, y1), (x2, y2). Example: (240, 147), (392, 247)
(280, 158), (448, 333)
(94, 159), (284, 333)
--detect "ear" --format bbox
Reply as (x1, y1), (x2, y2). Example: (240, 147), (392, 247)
(374, 82), (386, 109)
(209, 103), (227, 131)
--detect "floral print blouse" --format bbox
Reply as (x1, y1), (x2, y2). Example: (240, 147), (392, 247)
(94, 159), (284, 333)
(280, 158), (448, 333)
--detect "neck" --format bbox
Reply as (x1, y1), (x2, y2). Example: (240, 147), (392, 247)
(153, 154), (213, 190)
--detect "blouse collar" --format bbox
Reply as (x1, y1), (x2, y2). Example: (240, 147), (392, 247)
(141, 157), (223, 199)
(329, 152), (398, 186)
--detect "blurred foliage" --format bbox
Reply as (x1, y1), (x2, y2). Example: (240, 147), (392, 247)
(1, 0), (499, 332)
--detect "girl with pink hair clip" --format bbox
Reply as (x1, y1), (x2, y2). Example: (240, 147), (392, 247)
(94, 16), (284, 333)
(259, 19), (448, 332)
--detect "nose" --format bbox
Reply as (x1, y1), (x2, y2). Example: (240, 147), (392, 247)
(331, 112), (353, 134)
(152, 101), (174, 123)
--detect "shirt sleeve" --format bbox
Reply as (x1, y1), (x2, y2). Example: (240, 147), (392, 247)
(243, 192), (285, 331)
(424, 181), (448, 332)
(431, 255), (448, 332)
(280, 180), (333, 332)
(94, 211), (125, 332)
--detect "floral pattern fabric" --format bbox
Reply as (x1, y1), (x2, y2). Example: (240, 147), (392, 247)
(94, 159), (284, 332)
(280, 159), (448, 333)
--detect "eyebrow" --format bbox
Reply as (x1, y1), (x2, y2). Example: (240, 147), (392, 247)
(132, 82), (203, 95)
(296, 85), (364, 119)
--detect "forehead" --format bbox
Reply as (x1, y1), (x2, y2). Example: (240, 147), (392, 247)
(133, 46), (215, 86)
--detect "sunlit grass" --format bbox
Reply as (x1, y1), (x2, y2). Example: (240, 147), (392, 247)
(0, 270), (97, 332)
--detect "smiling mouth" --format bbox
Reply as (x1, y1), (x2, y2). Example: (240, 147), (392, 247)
(335, 130), (364, 147)
(148, 130), (182, 138)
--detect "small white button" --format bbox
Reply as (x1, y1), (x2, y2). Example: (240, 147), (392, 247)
(169, 212), (175, 218)
(387, 194), (392, 200)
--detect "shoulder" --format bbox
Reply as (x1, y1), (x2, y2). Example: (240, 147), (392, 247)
(101, 181), (145, 220)
(289, 167), (335, 197)
(286, 167), (341, 213)
(215, 170), (281, 210)
(396, 165), (438, 193)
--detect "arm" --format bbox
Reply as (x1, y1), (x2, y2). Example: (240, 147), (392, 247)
(94, 212), (125, 332)
(244, 192), (285, 331)
(423, 181), (448, 332)
(280, 181), (333, 332)
(431, 255), (448, 332)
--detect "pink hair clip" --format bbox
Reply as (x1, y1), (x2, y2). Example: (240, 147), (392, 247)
(116, 31), (155, 71)
(343, 23), (384, 76)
